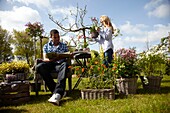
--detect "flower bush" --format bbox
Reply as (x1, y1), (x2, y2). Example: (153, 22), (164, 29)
(72, 51), (116, 89)
(137, 50), (166, 76)
(113, 48), (139, 78)
(0, 61), (30, 74)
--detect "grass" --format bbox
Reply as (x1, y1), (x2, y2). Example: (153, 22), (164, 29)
(0, 75), (170, 113)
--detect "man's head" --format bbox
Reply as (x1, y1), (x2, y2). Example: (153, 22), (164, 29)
(50, 29), (60, 46)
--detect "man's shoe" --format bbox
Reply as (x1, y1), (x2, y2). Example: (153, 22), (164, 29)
(48, 93), (61, 105)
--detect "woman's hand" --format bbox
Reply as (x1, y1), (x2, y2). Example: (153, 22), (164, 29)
(96, 27), (100, 32)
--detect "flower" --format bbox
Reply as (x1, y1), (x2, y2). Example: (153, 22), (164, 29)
(0, 61), (30, 74)
(72, 50), (116, 89)
(113, 48), (139, 78)
(137, 50), (166, 76)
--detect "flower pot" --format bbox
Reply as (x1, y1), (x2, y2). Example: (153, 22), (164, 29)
(91, 32), (99, 38)
(140, 76), (163, 91)
(116, 77), (138, 95)
(81, 87), (115, 100)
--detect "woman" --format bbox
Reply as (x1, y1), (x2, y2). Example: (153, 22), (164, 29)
(94, 15), (114, 67)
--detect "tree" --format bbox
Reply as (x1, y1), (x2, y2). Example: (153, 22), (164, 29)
(25, 22), (44, 60)
(49, 5), (91, 48)
(0, 26), (13, 63)
(12, 30), (34, 65)
(36, 36), (48, 58)
(49, 5), (121, 49)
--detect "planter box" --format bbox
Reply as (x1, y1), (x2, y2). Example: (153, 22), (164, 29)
(140, 76), (163, 91)
(0, 81), (30, 106)
(81, 87), (115, 100)
(116, 77), (138, 95)
(5, 73), (28, 82)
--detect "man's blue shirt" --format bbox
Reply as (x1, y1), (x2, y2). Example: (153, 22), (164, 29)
(43, 40), (68, 54)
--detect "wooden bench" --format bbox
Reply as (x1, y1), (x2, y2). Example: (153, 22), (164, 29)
(33, 58), (72, 96)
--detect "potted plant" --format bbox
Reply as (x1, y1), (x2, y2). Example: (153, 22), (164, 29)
(89, 17), (100, 38)
(113, 48), (139, 95)
(137, 50), (166, 91)
(0, 61), (30, 82)
(72, 52), (116, 99)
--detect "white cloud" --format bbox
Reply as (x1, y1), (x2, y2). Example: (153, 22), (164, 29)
(7, 0), (51, 8)
(50, 6), (76, 16)
(144, 0), (170, 18)
(120, 21), (148, 35)
(148, 4), (170, 18)
(114, 22), (170, 53)
(144, 0), (163, 10)
(148, 23), (170, 42)
(49, 6), (78, 29)
(0, 6), (41, 32)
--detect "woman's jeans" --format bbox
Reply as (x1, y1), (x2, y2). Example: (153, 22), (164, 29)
(36, 61), (68, 97)
(103, 48), (113, 67)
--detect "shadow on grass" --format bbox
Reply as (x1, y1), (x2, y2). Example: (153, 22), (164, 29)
(137, 86), (170, 94)
(0, 89), (81, 107)
(28, 94), (51, 104)
(27, 89), (81, 106)
(67, 89), (81, 99)
(161, 80), (170, 83)
(0, 108), (28, 113)
(60, 89), (81, 105)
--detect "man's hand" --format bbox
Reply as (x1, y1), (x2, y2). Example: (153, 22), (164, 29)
(42, 59), (51, 62)
(70, 52), (74, 59)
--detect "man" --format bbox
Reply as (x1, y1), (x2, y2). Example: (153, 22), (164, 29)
(36, 29), (69, 105)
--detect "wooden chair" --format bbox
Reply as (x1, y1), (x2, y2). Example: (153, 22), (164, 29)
(33, 58), (72, 96)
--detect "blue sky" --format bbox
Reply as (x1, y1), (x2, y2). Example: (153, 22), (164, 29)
(0, 0), (170, 53)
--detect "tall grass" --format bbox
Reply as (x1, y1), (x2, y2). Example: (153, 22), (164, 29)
(0, 75), (170, 113)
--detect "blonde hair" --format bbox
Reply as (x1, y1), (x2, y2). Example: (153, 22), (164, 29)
(100, 15), (114, 34)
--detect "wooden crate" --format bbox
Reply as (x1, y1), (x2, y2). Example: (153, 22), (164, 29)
(81, 88), (115, 100)
(0, 81), (30, 106)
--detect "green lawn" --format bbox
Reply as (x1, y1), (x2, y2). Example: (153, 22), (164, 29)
(0, 75), (170, 113)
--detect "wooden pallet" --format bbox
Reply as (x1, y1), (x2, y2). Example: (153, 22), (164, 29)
(0, 81), (30, 106)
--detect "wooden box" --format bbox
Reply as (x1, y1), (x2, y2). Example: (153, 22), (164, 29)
(0, 81), (30, 106)
(81, 88), (115, 100)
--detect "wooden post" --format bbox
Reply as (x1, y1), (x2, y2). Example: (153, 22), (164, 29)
(40, 36), (43, 59)
(168, 32), (170, 52)
(82, 28), (86, 48)
(33, 36), (37, 61)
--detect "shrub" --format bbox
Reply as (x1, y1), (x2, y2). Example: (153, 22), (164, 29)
(0, 61), (30, 74)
